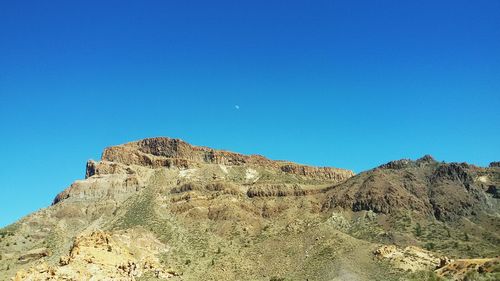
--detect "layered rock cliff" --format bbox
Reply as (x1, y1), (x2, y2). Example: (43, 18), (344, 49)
(98, 137), (354, 181)
(53, 137), (354, 206)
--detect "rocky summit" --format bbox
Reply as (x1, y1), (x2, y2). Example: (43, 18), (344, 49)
(0, 137), (499, 281)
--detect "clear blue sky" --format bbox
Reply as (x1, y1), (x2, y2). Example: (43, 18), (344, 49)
(1, 0), (499, 227)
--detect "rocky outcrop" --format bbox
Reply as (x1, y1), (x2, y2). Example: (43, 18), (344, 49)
(54, 160), (153, 205)
(486, 185), (499, 198)
(435, 257), (500, 280)
(246, 184), (332, 198)
(279, 164), (352, 181)
(430, 163), (474, 188)
(490, 161), (500, 168)
(17, 248), (50, 264)
(373, 245), (500, 280)
(428, 163), (488, 220)
(377, 159), (414, 170)
(52, 172), (149, 205)
(100, 137), (354, 181)
(376, 155), (437, 170)
(53, 137), (353, 205)
(373, 245), (441, 272)
(13, 230), (172, 280)
(324, 156), (498, 220)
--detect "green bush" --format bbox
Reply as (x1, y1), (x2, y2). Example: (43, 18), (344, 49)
(415, 223), (423, 237)
(425, 242), (435, 251)
(408, 270), (444, 281)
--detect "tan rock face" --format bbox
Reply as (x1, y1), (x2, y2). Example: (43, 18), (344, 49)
(373, 245), (441, 272)
(14, 230), (172, 281)
(435, 257), (500, 280)
(374, 245), (500, 280)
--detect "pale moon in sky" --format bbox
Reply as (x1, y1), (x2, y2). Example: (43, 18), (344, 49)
(235, 105), (240, 110)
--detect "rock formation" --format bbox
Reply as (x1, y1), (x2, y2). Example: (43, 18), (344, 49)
(0, 137), (498, 281)
(13, 230), (172, 280)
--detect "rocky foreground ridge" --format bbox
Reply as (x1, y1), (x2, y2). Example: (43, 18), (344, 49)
(0, 137), (499, 281)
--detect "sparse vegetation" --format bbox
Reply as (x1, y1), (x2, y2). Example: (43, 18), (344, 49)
(1, 139), (499, 280)
(415, 223), (423, 237)
(425, 242), (435, 251)
(408, 270), (445, 281)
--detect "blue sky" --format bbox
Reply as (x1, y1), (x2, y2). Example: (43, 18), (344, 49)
(1, 0), (499, 227)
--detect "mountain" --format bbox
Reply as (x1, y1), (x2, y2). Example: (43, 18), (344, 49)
(0, 137), (499, 281)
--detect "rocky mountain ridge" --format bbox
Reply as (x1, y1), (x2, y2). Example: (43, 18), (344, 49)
(98, 137), (354, 180)
(0, 137), (498, 281)
(323, 155), (499, 221)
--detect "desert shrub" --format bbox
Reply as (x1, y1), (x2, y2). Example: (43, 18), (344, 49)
(445, 227), (451, 237)
(408, 270), (444, 281)
(491, 263), (500, 272)
(425, 242), (435, 251)
(464, 271), (479, 281)
(171, 182), (200, 193)
(205, 182), (227, 191)
(415, 223), (423, 237)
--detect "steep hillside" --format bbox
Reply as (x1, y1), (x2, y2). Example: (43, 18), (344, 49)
(0, 138), (498, 281)
(323, 155), (499, 220)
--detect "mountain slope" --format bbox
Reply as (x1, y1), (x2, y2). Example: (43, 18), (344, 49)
(0, 137), (498, 281)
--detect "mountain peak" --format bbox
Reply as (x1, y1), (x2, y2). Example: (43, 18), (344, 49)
(416, 154), (436, 163)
